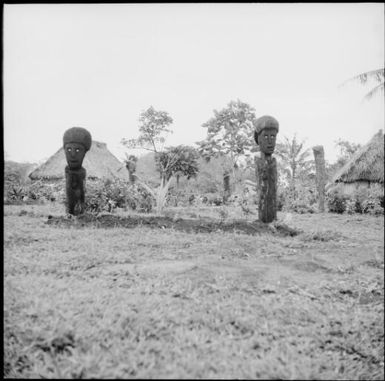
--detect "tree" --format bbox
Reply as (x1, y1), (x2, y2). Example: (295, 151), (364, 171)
(341, 68), (384, 101)
(121, 107), (199, 213)
(335, 139), (362, 164)
(121, 106), (173, 153)
(156, 145), (199, 188)
(326, 139), (362, 181)
(275, 134), (314, 198)
(197, 99), (258, 201)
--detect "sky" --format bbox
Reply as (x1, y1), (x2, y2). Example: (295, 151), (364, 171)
(3, 3), (384, 165)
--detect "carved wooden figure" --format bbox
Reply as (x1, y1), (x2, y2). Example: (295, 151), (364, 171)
(125, 155), (138, 185)
(254, 115), (279, 223)
(63, 127), (92, 215)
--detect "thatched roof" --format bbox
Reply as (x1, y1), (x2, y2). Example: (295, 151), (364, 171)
(332, 130), (384, 184)
(29, 141), (129, 181)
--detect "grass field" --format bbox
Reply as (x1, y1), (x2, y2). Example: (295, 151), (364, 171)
(4, 203), (384, 379)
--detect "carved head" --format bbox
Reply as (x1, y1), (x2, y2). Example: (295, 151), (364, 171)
(63, 127), (92, 169)
(254, 115), (279, 156)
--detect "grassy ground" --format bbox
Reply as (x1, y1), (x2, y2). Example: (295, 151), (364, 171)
(4, 203), (384, 379)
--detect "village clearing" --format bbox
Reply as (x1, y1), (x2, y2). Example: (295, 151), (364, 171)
(4, 204), (384, 379)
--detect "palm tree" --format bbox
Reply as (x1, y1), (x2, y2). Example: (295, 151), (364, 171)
(341, 68), (384, 101)
(275, 134), (314, 197)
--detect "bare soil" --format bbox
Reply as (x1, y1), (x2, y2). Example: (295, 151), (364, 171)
(46, 213), (301, 236)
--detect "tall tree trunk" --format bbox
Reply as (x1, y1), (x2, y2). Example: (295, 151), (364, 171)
(291, 165), (297, 199)
(128, 170), (136, 185)
(312, 145), (326, 212)
(156, 175), (172, 214)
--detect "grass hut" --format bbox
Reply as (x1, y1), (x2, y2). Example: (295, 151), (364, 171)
(29, 141), (129, 182)
(330, 129), (384, 195)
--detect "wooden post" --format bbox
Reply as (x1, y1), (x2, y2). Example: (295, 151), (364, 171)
(253, 115), (280, 223)
(65, 167), (86, 215)
(312, 145), (326, 212)
(255, 155), (278, 222)
(223, 171), (231, 203)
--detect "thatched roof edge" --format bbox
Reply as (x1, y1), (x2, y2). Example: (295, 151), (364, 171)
(29, 141), (129, 181)
(332, 130), (384, 184)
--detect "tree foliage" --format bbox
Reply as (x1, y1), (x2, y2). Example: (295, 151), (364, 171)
(121, 107), (199, 213)
(121, 106), (173, 153)
(155, 145), (199, 182)
(275, 134), (314, 191)
(335, 139), (362, 162)
(326, 139), (362, 180)
(196, 100), (258, 199)
(197, 99), (258, 170)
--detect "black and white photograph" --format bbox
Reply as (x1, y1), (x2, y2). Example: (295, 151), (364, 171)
(4, 3), (384, 379)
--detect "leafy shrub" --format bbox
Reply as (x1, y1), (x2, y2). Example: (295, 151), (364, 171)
(344, 199), (356, 215)
(327, 184), (384, 215)
(326, 187), (349, 214)
(363, 185), (384, 215)
(209, 195), (224, 206)
(277, 190), (286, 211)
(85, 179), (154, 214)
(281, 185), (317, 214)
(4, 185), (27, 204)
(4, 179), (64, 204)
(26, 181), (61, 202)
(126, 184), (154, 213)
(362, 197), (383, 216)
(166, 188), (195, 207)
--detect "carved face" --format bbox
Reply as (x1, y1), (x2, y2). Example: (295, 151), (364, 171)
(64, 142), (86, 169)
(257, 127), (278, 155)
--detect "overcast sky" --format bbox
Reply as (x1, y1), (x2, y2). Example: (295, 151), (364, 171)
(4, 3), (384, 165)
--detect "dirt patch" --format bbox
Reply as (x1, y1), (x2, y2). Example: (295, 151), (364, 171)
(278, 258), (335, 274)
(293, 260), (334, 273)
(105, 260), (198, 275)
(46, 214), (301, 237)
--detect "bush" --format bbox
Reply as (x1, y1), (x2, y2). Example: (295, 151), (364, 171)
(326, 188), (349, 214)
(344, 199), (356, 215)
(361, 187), (384, 215)
(85, 179), (154, 214)
(4, 180), (64, 204)
(126, 184), (154, 213)
(281, 185), (317, 214)
(26, 181), (62, 202)
(277, 190), (285, 211)
(327, 184), (384, 215)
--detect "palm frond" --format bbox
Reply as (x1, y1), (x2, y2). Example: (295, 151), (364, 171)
(340, 68), (385, 87)
(363, 82), (385, 101)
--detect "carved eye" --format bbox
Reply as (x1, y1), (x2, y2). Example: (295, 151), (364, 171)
(67, 148), (72, 152)
(76, 148), (80, 152)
